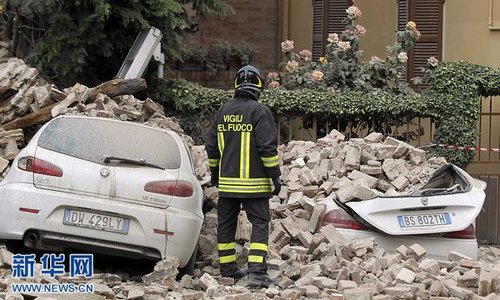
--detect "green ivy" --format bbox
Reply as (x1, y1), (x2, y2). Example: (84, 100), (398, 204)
(147, 61), (500, 167)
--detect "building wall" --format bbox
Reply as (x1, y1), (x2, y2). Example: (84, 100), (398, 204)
(287, 0), (313, 56)
(186, 0), (280, 72)
(355, 0), (397, 61)
(444, 0), (500, 67)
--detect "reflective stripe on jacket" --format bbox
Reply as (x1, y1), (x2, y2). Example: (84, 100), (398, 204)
(206, 92), (281, 198)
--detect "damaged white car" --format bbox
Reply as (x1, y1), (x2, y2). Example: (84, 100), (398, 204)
(323, 164), (486, 260)
(0, 116), (204, 273)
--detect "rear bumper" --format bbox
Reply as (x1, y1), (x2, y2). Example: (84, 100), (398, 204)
(338, 228), (478, 260)
(0, 183), (203, 265)
(23, 229), (162, 260)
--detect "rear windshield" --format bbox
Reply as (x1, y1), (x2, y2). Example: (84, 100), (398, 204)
(38, 117), (181, 169)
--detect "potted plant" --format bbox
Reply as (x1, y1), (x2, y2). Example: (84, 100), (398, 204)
(229, 41), (255, 70)
(206, 40), (232, 73)
(179, 44), (208, 71)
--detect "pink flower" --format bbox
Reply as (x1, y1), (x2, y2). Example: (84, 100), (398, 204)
(370, 56), (383, 62)
(355, 25), (366, 36)
(269, 81), (280, 89)
(338, 41), (351, 52)
(427, 56), (439, 67)
(398, 52), (408, 63)
(299, 49), (312, 61)
(285, 60), (299, 72)
(267, 72), (280, 82)
(281, 40), (295, 53)
(311, 70), (324, 82)
(346, 6), (362, 19)
(327, 33), (339, 44)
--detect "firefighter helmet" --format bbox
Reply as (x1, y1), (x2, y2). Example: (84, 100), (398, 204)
(234, 65), (263, 94)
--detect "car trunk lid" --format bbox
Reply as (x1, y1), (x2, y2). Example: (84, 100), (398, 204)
(338, 164), (486, 235)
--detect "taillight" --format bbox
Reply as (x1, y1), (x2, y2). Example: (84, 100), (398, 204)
(323, 209), (368, 230)
(144, 180), (193, 197)
(442, 224), (476, 239)
(17, 156), (63, 177)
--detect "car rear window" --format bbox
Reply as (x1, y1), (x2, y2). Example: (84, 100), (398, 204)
(38, 117), (181, 169)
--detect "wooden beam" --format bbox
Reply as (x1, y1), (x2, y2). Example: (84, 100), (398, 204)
(3, 102), (58, 131)
(88, 78), (147, 101)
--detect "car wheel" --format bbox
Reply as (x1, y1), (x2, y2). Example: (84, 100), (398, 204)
(177, 243), (198, 277)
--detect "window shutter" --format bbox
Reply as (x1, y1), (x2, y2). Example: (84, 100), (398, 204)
(327, 0), (353, 34)
(407, 0), (444, 81)
(398, 0), (409, 31)
(312, 0), (353, 60)
(312, 0), (326, 59)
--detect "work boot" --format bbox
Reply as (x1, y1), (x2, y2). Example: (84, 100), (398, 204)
(247, 272), (275, 288)
(221, 268), (247, 281)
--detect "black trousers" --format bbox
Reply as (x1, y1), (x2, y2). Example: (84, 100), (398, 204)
(217, 196), (270, 275)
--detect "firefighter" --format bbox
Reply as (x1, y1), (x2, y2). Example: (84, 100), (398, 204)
(206, 65), (281, 287)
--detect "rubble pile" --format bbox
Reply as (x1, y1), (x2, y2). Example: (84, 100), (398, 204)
(191, 130), (500, 299)
(1, 241), (499, 299)
(0, 56), (192, 182)
(278, 130), (446, 202)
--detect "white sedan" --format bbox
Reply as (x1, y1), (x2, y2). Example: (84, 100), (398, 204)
(0, 116), (204, 273)
(323, 164), (486, 260)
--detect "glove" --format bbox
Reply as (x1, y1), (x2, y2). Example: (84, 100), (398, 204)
(272, 177), (282, 196)
(210, 167), (219, 187)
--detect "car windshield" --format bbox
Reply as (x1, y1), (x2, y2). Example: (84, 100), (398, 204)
(38, 117), (181, 169)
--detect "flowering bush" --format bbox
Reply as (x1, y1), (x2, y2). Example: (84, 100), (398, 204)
(270, 6), (433, 96)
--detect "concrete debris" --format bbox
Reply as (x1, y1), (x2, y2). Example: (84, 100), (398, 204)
(0, 244), (495, 299)
(0, 56), (188, 182)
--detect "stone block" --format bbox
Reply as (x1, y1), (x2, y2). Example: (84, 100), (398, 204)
(2, 139), (18, 160)
(343, 288), (374, 300)
(446, 284), (474, 300)
(303, 185), (320, 198)
(418, 258), (440, 276)
(0, 157), (8, 174)
(360, 165), (383, 176)
(320, 224), (345, 244)
(345, 145), (361, 171)
(338, 280), (358, 291)
(297, 231), (314, 248)
(448, 251), (473, 262)
(364, 132), (384, 143)
(199, 273), (219, 291)
(348, 170), (378, 188)
(408, 243), (427, 259)
(308, 203), (326, 233)
(288, 191), (304, 205)
(311, 276), (337, 289)
(391, 175), (409, 191)
(458, 270), (479, 288)
(383, 286), (413, 298)
(320, 181), (336, 195)
(478, 270), (493, 296)
(396, 268), (416, 284)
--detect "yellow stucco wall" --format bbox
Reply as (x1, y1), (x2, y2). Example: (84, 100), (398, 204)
(288, 0), (313, 54)
(444, 0), (500, 67)
(355, 0), (397, 60)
